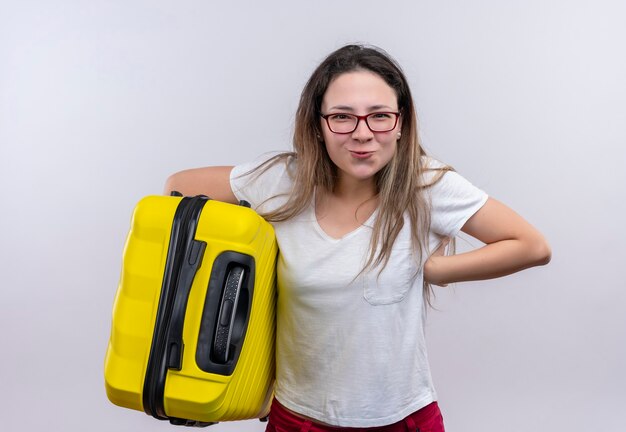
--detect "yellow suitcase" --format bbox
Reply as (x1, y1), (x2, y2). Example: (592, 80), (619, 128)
(104, 194), (277, 426)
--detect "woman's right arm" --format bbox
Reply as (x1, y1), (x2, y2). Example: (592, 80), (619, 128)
(164, 166), (238, 204)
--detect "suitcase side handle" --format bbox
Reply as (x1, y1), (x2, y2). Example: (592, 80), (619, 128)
(213, 266), (246, 364)
(196, 251), (256, 376)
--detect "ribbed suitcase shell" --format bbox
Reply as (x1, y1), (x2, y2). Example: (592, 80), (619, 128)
(104, 195), (277, 424)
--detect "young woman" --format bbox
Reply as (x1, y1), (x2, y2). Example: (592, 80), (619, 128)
(164, 44), (551, 432)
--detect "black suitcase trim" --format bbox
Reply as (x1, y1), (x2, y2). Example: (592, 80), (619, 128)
(143, 195), (209, 422)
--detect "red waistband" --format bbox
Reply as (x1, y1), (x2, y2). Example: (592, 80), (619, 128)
(268, 398), (441, 431)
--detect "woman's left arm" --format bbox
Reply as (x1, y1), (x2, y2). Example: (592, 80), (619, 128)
(424, 197), (552, 286)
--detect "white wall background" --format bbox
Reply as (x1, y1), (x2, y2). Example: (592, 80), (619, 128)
(1, 0), (624, 431)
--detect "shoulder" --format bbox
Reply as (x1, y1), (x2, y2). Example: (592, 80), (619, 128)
(420, 155), (447, 170)
(418, 155), (487, 208)
(232, 152), (296, 181)
(419, 155), (454, 187)
(230, 152), (297, 211)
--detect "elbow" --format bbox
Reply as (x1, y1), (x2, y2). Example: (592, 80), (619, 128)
(163, 172), (182, 196)
(530, 236), (552, 267)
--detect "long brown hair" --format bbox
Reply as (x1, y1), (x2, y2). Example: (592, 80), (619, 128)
(249, 44), (451, 301)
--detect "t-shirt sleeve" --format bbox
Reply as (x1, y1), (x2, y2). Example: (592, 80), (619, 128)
(426, 159), (489, 238)
(229, 153), (293, 213)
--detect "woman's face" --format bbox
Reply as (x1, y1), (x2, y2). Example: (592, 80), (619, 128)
(320, 70), (401, 188)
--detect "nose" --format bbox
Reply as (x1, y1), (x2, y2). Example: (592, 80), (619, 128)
(351, 118), (374, 141)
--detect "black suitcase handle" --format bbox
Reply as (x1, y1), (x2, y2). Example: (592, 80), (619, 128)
(196, 251), (256, 376)
(213, 266), (246, 364)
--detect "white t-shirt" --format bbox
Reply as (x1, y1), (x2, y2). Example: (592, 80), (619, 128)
(230, 154), (488, 427)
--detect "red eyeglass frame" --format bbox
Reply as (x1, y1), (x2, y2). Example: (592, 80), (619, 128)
(319, 112), (401, 134)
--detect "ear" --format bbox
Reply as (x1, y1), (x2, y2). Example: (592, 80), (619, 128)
(396, 113), (403, 139)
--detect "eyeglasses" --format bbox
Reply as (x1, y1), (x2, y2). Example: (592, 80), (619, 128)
(320, 112), (400, 134)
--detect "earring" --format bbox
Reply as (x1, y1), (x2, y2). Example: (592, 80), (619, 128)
(397, 132), (402, 139)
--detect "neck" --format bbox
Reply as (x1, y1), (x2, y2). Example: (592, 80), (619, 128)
(331, 176), (377, 202)
(315, 176), (379, 229)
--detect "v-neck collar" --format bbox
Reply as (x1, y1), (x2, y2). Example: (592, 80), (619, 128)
(311, 193), (378, 243)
